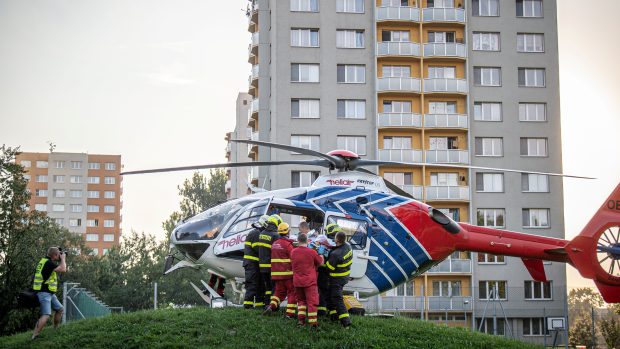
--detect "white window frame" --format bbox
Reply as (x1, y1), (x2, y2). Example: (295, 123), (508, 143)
(35, 204), (47, 211)
(291, 63), (320, 83)
(290, 28), (320, 47)
(86, 234), (99, 242)
(70, 190), (83, 198)
(105, 162), (116, 170)
(291, 171), (320, 188)
(428, 66), (456, 79)
(474, 67), (501, 86)
(524, 281), (553, 301)
(290, 0), (319, 12)
(472, 0), (499, 16)
(290, 135), (320, 153)
(103, 234), (115, 242)
(477, 253), (506, 264)
(430, 172), (459, 186)
(474, 102), (502, 121)
(36, 161), (48, 168)
(472, 32), (500, 51)
(88, 162), (100, 170)
(523, 318), (549, 336)
(337, 64), (365, 83)
(432, 280), (462, 297)
(479, 280), (507, 300)
(53, 175), (65, 183)
(35, 175), (48, 183)
(517, 0), (543, 18)
(517, 33), (544, 52)
(87, 219), (98, 227)
(54, 161), (65, 169)
(475, 137), (503, 157)
(522, 174), (549, 193)
(518, 68), (546, 87)
(291, 99), (320, 119)
(337, 136), (367, 156)
(88, 190), (100, 198)
(20, 160), (31, 168)
(70, 161), (82, 169)
(52, 204), (65, 212)
(521, 138), (548, 157)
(383, 136), (412, 150)
(336, 0), (364, 13)
(70, 175), (82, 184)
(336, 29), (364, 48)
(384, 100), (412, 113)
(476, 173), (504, 192)
(87, 205), (100, 213)
(69, 219), (81, 227)
(54, 190), (65, 198)
(104, 220), (115, 228)
(35, 189), (48, 197)
(476, 209), (506, 228)
(88, 176), (100, 184)
(523, 208), (550, 228)
(104, 191), (116, 199)
(519, 103), (547, 122)
(337, 99), (366, 119)
(71, 204), (83, 213)
(104, 177), (116, 185)
(104, 205), (115, 213)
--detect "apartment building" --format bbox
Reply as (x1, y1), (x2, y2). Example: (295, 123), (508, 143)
(16, 152), (123, 256)
(225, 92), (253, 199)
(227, 0), (565, 344)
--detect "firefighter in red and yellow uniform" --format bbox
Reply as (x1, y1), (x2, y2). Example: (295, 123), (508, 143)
(291, 233), (324, 328)
(263, 222), (297, 318)
(257, 214), (282, 307)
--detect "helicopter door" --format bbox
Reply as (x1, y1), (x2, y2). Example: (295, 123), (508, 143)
(324, 212), (371, 279)
(213, 197), (272, 257)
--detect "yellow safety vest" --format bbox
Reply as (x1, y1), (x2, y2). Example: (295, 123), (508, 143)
(33, 257), (58, 293)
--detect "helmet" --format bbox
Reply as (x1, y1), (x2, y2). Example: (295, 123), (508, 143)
(265, 214), (283, 231)
(325, 223), (342, 239)
(277, 222), (290, 236)
(257, 215), (270, 228)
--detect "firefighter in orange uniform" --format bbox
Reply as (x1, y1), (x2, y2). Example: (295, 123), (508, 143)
(291, 233), (324, 328)
(263, 222), (297, 318)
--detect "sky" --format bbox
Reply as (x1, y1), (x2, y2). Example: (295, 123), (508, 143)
(0, 0), (619, 288)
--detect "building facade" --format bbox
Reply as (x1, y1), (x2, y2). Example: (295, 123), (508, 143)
(225, 92), (253, 199)
(228, 0), (565, 344)
(17, 152), (123, 256)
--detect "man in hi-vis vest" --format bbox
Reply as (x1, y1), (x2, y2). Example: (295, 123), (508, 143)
(32, 247), (67, 340)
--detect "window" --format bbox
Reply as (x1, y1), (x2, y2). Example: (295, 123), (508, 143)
(103, 249), (110, 255)
(88, 162), (100, 170)
(428, 66), (455, 79)
(520, 138), (547, 156)
(517, 0), (543, 17)
(479, 281), (507, 300)
(54, 161), (65, 169)
(524, 281), (552, 300)
(522, 174), (549, 192)
(35, 175), (48, 183)
(54, 218), (64, 226)
(90, 248), (99, 256)
(86, 234), (99, 242)
(104, 234), (115, 242)
(336, 0), (364, 13)
(428, 31), (456, 43)
(35, 204), (47, 211)
(88, 190), (100, 198)
(476, 209), (505, 228)
(70, 190), (82, 198)
(428, 101), (456, 114)
(472, 32), (500, 51)
(337, 100), (366, 119)
(474, 102), (502, 121)
(87, 176), (99, 184)
(54, 190), (65, 198)
(438, 208), (460, 221)
(71, 204), (83, 213)
(518, 68), (546, 87)
(104, 220), (115, 228)
(52, 204), (65, 212)
(337, 64), (365, 83)
(325, 215), (368, 250)
(517, 33), (544, 52)
(337, 136), (366, 155)
(104, 191), (116, 199)
(430, 172), (458, 186)
(20, 160), (31, 168)
(429, 137), (458, 150)
(381, 30), (409, 42)
(291, 99), (320, 119)
(70, 161), (82, 169)
(104, 177), (116, 185)
(70, 175), (82, 184)
(87, 219), (99, 227)
(35, 189), (48, 197)
(87, 205), (100, 213)
(522, 208), (550, 228)
(291, 29), (319, 47)
(384, 172), (413, 186)
(291, 171), (320, 187)
(383, 136), (411, 149)
(69, 219), (82, 227)
(291, 64), (320, 82)
(478, 253), (505, 264)
(382, 65), (410, 78)
(104, 205), (115, 213)
(478, 318), (506, 336)
(53, 175), (65, 183)
(383, 100), (411, 113)
(428, 0), (454, 7)
(336, 30), (364, 48)
(290, 0), (318, 12)
(386, 281), (414, 297)
(474, 67), (501, 86)
(472, 0), (499, 16)
(475, 137), (503, 157)
(105, 162), (116, 170)
(476, 173), (504, 192)
(519, 103), (546, 121)
(432, 280), (461, 297)
(383, 0), (409, 6)
(523, 318), (548, 336)
(36, 161), (48, 168)
(291, 135), (320, 152)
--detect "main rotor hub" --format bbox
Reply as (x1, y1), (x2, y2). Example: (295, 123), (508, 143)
(327, 149), (360, 159)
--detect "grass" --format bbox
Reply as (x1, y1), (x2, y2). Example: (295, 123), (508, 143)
(0, 307), (541, 349)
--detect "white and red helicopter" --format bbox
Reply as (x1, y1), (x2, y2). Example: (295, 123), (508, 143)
(123, 139), (620, 304)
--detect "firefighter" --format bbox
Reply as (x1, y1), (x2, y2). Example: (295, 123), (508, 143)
(326, 228), (353, 328)
(291, 233), (323, 328)
(263, 222), (296, 318)
(257, 214), (282, 307)
(242, 215), (269, 309)
(313, 224), (336, 316)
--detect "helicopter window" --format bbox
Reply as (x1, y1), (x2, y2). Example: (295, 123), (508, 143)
(326, 216), (368, 250)
(181, 198), (255, 240)
(223, 203), (268, 238)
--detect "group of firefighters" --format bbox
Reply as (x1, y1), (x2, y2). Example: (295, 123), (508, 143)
(242, 214), (353, 329)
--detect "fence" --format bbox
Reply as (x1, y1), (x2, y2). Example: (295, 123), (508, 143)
(62, 282), (120, 323)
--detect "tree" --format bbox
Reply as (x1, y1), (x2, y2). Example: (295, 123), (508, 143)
(600, 315), (620, 349)
(570, 316), (595, 349)
(568, 288), (604, 322)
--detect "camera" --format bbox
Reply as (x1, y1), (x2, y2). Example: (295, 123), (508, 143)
(58, 247), (66, 255)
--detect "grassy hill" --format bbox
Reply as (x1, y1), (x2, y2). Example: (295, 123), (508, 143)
(0, 307), (540, 349)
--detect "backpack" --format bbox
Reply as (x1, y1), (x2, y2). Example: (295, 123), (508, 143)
(17, 289), (39, 309)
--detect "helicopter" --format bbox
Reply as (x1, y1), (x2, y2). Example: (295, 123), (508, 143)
(122, 139), (620, 304)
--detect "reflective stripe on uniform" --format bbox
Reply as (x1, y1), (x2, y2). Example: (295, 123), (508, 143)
(259, 264), (272, 268)
(298, 305), (307, 309)
(329, 310), (337, 315)
(254, 302), (264, 307)
(339, 313), (350, 319)
(343, 250), (353, 259)
(258, 234), (272, 241)
(330, 270), (351, 277)
(271, 258), (291, 263)
(265, 291), (272, 295)
(286, 309), (296, 314)
(243, 255), (259, 261)
(308, 318), (317, 323)
(243, 301), (254, 305)
(271, 296), (281, 303)
(287, 303), (296, 308)
(337, 259), (352, 268)
(253, 242), (272, 249)
(317, 306), (327, 311)
(244, 241), (252, 246)
(324, 262), (335, 270)
(271, 271), (293, 276)
(307, 312), (317, 316)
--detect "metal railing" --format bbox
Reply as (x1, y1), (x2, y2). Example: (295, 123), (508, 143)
(378, 149), (423, 162)
(248, 166), (258, 183)
(425, 186), (470, 201)
(251, 32), (259, 47)
(423, 42), (467, 58)
(398, 185), (423, 199)
(425, 149), (469, 164)
(376, 6), (420, 21)
(251, 98), (259, 115)
(377, 77), (421, 92)
(377, 41), (421, 56)
(428, 258), (472, 273)
(424, 114), (468, 129)
(428, 296), (473, 311)
(424, 78), (468, 93)
(377, 113), (422, 128)
(422, 7), (466, 23)
(381, 296), (425, 311)
(62, 282), (116, 323)
(251, 65), (259, 80)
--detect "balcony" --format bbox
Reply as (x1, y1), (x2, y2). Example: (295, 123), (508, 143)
(377, 113), (422, 128)
(247, 98), (259, 128)
(398, 185), (423, 199)
(427, 296), (472, 311)
(423, 43), (466, 58)
(248, 166), (258, 185)
(377, 42), (421, 57)
(377, 77), (421, 93)
(425, 149), (469, 164)
(422, 7), (466, 23)
(225, 180), (231, 192)
(380, 296), (424, 311)
(427, 258), (472, 274)
(376, 6), (420, 22)
(249, 65), (259, 86)
(425, 186), (470, 201)
(378, 149), (423, 163)
(424, 114), (468, 129)
(424, 78), (468, 93)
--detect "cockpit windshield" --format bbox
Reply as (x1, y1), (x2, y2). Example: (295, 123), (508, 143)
(175, 198), (256, 241)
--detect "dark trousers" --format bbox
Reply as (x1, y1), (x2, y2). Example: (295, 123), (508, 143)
(317, 268), (329, 316)
(328, 278), (351, 326)
(243, 263), (264, 308)
(260, 272), (273, 306)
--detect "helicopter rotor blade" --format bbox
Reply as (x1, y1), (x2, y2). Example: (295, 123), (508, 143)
(352, 160), (595, 180)
(231, 139), (345, 169)
(355, 168), (415, 200)
(121, 159), (331, 176)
